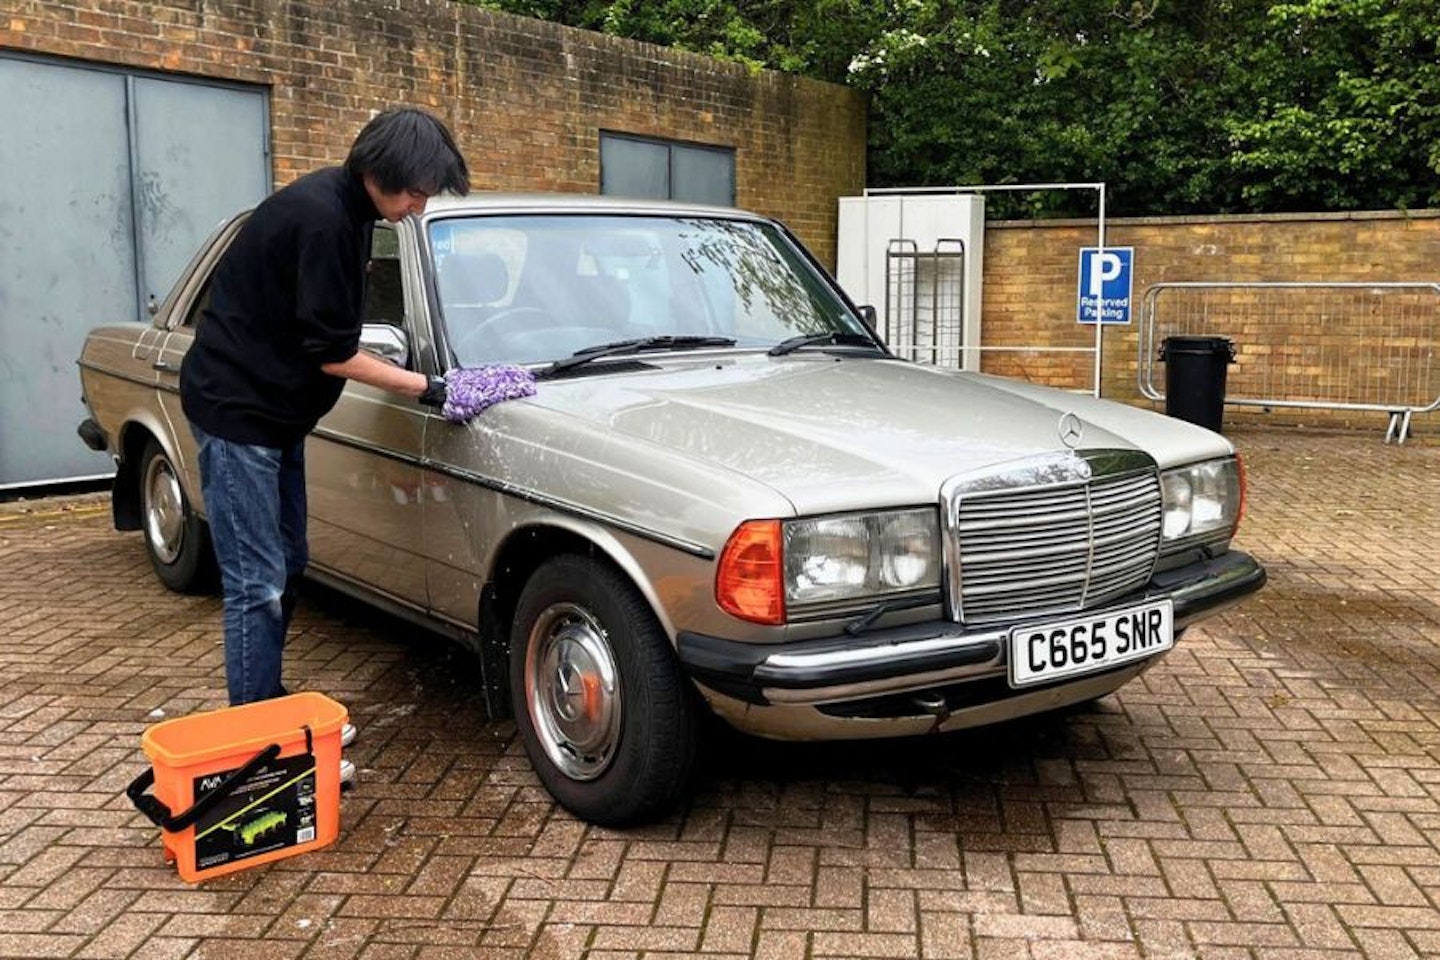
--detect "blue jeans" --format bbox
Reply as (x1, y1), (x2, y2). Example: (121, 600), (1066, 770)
(192, 425), (308, 705)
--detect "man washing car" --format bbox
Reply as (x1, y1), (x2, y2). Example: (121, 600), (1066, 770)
(179, 107), (471, 778)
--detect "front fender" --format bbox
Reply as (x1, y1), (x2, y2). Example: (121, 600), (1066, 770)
(488, 508), (690, 642)
(462, 510), (708, 722)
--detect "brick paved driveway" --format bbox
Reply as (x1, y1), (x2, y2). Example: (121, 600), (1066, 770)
(1, 426), (1436, 960)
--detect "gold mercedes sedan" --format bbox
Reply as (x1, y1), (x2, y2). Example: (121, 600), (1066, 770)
(77, 194), (1265, 825)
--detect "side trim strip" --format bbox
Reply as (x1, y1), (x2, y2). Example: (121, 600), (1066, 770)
(75, 360), (155, 391)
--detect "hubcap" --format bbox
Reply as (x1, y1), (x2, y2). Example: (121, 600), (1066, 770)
(143, 454), (185, 565)
(524, 602), (620, 781)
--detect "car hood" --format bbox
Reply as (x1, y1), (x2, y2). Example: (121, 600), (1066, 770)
(520, 354), (1230, 515)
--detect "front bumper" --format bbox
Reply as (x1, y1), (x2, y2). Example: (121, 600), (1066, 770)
(677, 549), (1264, 708)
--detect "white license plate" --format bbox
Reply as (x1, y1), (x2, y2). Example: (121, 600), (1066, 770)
(1009, 599), (1174, 688)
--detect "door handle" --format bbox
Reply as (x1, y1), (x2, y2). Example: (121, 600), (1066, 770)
(153, 361), (180, 374)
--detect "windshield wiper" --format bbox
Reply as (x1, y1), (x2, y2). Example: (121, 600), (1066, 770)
(767, 330), (885, 357)
(843, 595), (936, 636)
(541, 335), (737, 377)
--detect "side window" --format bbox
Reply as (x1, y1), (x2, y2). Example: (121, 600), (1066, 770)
(364, 225), (403, 326)
(186, 224), (402, 329)
(176, 214), (249, 330)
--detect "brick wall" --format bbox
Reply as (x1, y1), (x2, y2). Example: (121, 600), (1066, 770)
(1, 0), (866, 265)
(982, 210), (1440, 430)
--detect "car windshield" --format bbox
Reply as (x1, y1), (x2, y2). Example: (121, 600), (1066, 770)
(427, 213), (868, 367)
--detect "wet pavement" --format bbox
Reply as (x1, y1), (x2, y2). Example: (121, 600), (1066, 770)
(0, 425), (1437, 959)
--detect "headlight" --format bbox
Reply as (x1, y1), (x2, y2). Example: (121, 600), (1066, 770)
(716, 508), (941, 624)
(1160, 457), (1243, 548)
(784, 508), (940, 607)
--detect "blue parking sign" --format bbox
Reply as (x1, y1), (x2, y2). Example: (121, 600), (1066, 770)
(1077, 247), (1134, 324)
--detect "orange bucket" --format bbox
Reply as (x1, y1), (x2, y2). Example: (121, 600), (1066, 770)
(126, 692), (347, 883)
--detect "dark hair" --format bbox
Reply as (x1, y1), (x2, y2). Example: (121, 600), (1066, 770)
(345, 107), (469, 196)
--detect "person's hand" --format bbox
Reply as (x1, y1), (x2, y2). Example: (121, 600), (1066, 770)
(418, 374), (447, 408)
(435, 365), (537, 423)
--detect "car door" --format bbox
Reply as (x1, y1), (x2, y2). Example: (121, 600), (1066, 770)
(305, 223), (430, 607)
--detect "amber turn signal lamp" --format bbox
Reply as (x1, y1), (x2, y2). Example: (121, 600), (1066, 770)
(716, 519), (784, 625)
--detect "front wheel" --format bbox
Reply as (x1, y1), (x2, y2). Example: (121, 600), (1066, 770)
(509, 555), (697, 826)
(139, 437), (215, 594)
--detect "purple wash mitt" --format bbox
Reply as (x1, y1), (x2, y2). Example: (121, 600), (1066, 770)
(442, 365), (537, 423)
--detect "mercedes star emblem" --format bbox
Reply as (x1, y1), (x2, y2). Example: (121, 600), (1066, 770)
(1058, 412), (1084, 449)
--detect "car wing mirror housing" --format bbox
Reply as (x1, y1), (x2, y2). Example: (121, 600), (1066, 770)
(360, 323), (410, 367)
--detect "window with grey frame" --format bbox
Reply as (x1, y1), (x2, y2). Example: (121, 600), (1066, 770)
(600, 132), (736, 206)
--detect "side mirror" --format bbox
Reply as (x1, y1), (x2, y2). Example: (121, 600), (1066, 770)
(360, 323), (410, 367)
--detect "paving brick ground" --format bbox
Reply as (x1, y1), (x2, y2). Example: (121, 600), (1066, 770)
(0, 425), (1436, 960)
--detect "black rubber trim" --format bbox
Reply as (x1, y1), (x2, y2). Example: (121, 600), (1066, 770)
(77, 418), (108, 452)
(1155, 549), (1268, 622)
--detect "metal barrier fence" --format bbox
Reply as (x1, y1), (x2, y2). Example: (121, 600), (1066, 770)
(1139, 282), (1440, 443)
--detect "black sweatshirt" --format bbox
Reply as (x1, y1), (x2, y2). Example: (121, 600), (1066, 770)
(180, 166), (378, 447)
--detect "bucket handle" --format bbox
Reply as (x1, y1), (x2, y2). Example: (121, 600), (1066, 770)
(126, 742), (282, 833)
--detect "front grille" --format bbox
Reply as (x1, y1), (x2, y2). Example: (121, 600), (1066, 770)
(943, 451), (1162, 624)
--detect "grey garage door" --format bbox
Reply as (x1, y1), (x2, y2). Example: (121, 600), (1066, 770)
(0, 55), (268, 488)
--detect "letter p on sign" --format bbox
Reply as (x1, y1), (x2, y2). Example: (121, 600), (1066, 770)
(1088, 252), (1123, 298)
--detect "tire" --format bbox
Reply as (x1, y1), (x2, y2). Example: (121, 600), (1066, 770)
(139, 437), (216, 594)
(509, 555), (697, 826)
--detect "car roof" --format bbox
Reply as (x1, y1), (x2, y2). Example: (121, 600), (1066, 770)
(419, 192), (767, 223)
